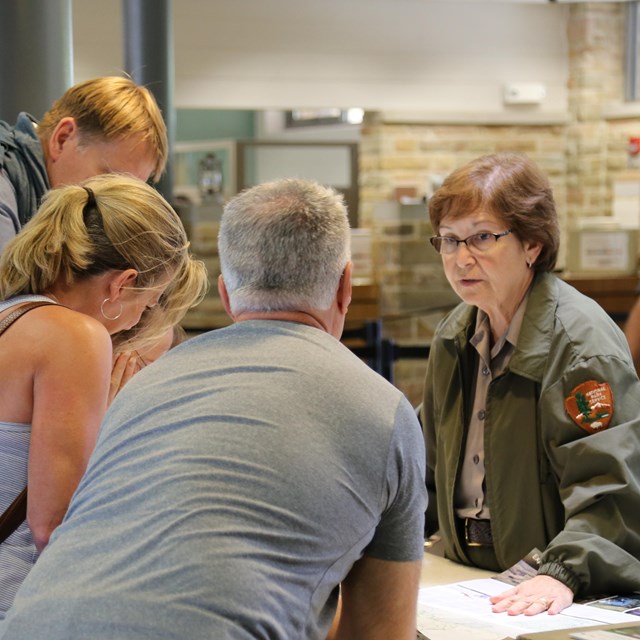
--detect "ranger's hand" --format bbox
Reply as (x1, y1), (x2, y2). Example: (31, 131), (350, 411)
(490, 575), (574, 616)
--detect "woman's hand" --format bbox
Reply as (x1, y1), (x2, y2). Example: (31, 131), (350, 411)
(490, 575), (574, 616)
(109, 352), (142, 405)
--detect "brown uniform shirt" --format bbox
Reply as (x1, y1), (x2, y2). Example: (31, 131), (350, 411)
(455, 294), (529, 520)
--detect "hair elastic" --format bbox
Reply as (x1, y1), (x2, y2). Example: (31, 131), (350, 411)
(84, 186), (97, 208)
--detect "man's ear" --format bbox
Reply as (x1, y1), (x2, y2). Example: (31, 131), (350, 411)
(337, 261), (353, 315)
(47, 117), (78, 161)
(217, 274), (235, 320)
(108, 269), (138, 301)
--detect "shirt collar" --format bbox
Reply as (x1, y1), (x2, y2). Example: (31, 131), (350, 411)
(472, 287), (531, 357)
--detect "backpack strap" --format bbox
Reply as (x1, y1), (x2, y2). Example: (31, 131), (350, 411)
(0, 488), (27, 545)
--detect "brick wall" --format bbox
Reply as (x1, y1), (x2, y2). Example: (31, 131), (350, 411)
(567, 3), (626, 222)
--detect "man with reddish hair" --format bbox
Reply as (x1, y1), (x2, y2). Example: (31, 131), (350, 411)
(0, 76), (168, 252)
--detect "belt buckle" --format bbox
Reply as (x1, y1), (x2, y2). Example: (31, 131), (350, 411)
(464, 518), (483, 547)
(464, 518), (493, 547)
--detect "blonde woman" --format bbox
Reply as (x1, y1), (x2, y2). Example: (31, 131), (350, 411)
(0, 173), (206, 617)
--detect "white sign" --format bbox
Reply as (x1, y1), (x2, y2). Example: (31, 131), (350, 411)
(579, 232), (629, 271)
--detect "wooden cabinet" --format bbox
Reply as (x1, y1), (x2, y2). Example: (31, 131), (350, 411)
(562, 274), (638, 323)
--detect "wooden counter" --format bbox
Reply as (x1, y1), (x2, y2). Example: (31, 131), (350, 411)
(562, 274), (638, 322)
(345, 282), (379, 327)
(183, 282), (380, 332)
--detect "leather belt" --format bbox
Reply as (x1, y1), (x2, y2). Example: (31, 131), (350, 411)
(461, 518), (493, 547)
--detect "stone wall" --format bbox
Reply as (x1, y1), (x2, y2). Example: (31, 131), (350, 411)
(566, 3), (626, 222)
(359, 3), (636, 406)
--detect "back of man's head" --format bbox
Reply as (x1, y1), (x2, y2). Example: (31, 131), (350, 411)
(219, 178), (351, 315)
(38, 76), (168, 182)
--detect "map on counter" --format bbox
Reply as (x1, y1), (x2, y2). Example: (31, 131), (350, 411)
(417, 577), (639, 640)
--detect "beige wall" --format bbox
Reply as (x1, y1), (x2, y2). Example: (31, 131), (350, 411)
(73, 0), (570, 113)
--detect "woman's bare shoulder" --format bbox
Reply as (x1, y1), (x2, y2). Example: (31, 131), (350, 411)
(16, 304), (112, 358)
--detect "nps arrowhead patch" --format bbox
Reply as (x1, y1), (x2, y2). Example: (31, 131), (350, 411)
(564, 380), (613, 434)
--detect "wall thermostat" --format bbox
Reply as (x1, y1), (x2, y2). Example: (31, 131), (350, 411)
(503, 82), (547, 105)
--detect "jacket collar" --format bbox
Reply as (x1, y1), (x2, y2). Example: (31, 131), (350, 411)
(438, 271), (558, 382)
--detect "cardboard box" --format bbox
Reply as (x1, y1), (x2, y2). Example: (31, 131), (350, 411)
(565, 218), (638, 276)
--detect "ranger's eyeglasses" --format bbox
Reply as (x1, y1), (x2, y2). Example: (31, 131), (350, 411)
(430, 229), (513, 255)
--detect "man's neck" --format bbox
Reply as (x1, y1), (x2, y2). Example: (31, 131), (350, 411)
(233, 309), (329, 333)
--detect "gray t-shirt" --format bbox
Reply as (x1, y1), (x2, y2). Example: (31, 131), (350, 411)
(0, 320), (426, 640)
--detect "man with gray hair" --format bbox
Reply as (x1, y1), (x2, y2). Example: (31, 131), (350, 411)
(0, 178), (427, 640)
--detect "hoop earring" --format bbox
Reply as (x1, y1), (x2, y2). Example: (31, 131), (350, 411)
(527, 260), (533, 269)
(101, 298), (123, 321)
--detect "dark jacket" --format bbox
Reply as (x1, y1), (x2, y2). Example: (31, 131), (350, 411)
(422, 271), (640, 596)
(0, 113), (49, 249)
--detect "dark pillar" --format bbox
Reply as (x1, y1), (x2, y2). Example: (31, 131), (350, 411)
(0, 0), (73, 122)
(123, 0), (175, 202)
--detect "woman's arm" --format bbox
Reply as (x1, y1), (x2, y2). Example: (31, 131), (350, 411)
(27, 310), (112, 552)
(539, 354), (640, 597)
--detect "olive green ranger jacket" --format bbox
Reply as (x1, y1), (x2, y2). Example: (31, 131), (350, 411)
(421, 271), (640, 596)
